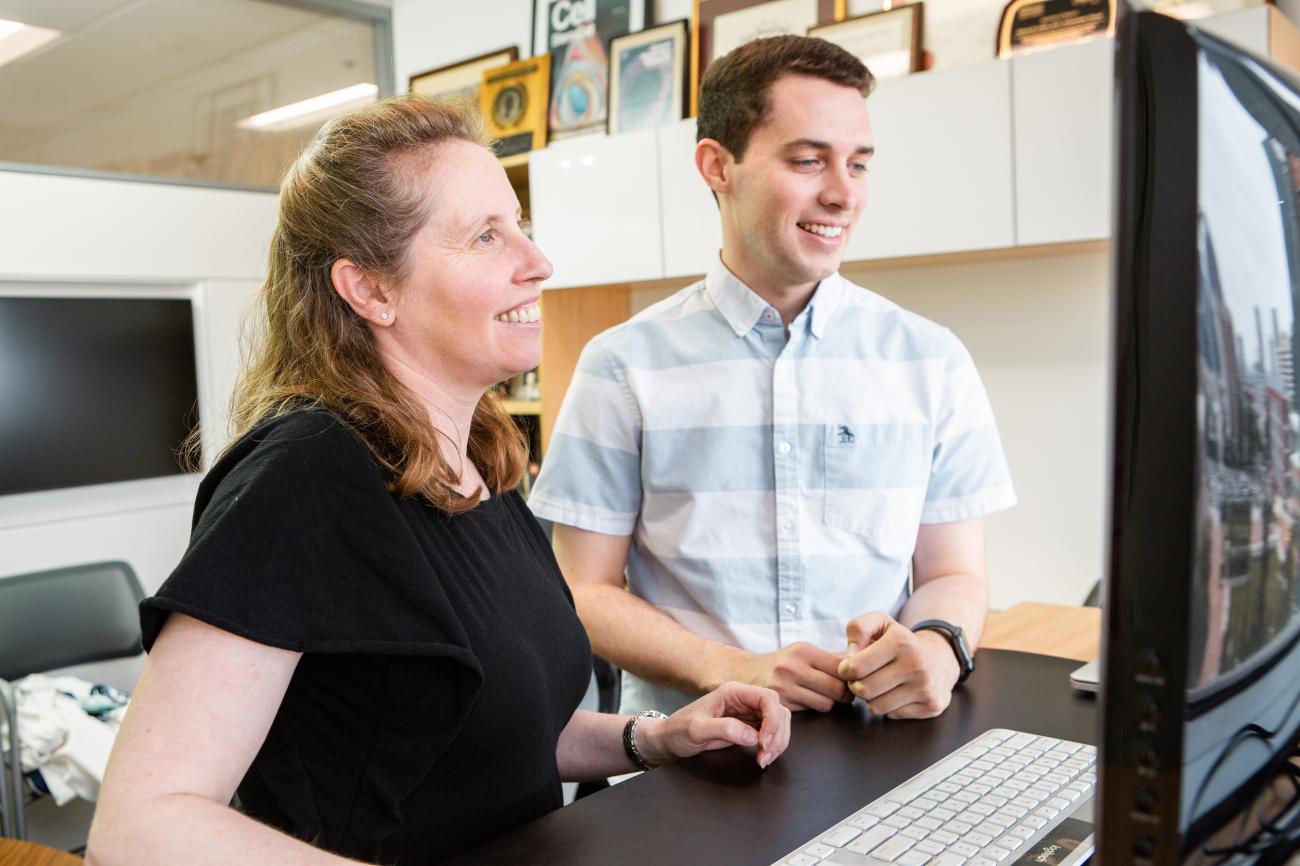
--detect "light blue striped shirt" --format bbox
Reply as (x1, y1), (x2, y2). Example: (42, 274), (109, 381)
(529, 260), (1016, 712)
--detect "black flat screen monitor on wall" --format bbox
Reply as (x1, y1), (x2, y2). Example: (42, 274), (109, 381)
(1101, 8), (1300, 864)
(0, 297), (199, 496)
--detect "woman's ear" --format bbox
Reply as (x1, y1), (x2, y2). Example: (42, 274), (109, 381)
(331, 258), (395, 326)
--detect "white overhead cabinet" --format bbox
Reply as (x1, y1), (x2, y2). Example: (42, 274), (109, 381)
(1011, 38), (1114, 247)
(528, 126), (665, 289)
(847, 58), (1016, 261)
(658, 119), (724, 280)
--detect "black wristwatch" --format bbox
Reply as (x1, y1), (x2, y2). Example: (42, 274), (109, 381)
(912, 619), (975, 685)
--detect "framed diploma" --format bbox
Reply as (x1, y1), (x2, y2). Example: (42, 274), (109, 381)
(809, 3), (922, 81)
(691, 0), (842, 115)
(533, 0), (649, 141)
(408, 47), (520, 105)
(996, 0), (1116, 58)
(609, 19), (690, 135)
(1135, 0), (1268, 19)
(848, 0), (1000, 71)
(480, 55), (552, 159)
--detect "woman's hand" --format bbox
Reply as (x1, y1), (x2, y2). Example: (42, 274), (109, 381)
(636, 681), (792, 769)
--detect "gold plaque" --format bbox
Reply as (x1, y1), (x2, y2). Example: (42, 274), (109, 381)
(996, 0), (1116, 58)
(480, 55), (551, 158)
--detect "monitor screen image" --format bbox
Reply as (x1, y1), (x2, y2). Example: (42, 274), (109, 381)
(0, 296), (199, 496)
(1101, 8), (1300, 865)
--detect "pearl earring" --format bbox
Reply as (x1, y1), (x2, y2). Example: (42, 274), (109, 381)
(380, 311), (390, 320)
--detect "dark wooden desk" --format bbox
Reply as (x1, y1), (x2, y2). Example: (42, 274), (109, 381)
(447, 650), (1097, 865)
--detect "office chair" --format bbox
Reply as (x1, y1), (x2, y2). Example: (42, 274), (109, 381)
(0, 561), (145, 841)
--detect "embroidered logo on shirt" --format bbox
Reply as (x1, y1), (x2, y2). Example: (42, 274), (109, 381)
(837, 425), (856, 444)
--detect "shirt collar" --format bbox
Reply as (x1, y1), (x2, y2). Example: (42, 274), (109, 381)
(704, 256), (845, 339)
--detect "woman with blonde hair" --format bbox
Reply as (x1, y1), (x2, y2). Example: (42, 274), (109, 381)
(85, 96), (789, 866)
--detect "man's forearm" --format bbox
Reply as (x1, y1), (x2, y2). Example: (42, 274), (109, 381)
(572, 583), (750, 695)
(898, 572), (990, 647)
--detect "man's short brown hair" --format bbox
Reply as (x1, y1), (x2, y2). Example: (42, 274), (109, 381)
(697, 35), (874, 161)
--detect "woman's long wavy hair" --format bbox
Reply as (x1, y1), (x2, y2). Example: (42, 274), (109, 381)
(220, 96), (527, 514)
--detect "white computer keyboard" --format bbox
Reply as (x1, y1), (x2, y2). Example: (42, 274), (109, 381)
(769, 728), (1098, 866)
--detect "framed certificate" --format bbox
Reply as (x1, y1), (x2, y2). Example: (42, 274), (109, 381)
(609, 19), (690, 135)
(481, 55), (552, 158)
(848, 0), (998, 71)
(408, 47), (520, 105)
(809, 3), (922, 81)
(692, 0), (842, 115)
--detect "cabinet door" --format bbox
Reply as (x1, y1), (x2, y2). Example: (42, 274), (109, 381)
(658, 119), (724, 278)
(1012, 38), (1114, 246)
(846, 58), (1016, 261)
(529, 128), (664, 288)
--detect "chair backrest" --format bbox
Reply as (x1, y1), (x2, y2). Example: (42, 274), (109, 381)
(0, 561), (145, 682)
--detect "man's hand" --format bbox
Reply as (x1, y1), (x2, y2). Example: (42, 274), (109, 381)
(837, 612), (961, 719)
(730, 642), (852, 712)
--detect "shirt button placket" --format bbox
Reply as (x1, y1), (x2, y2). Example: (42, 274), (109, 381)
(772, 350), (801, 644)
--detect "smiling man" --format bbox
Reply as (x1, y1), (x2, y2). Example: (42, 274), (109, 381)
(529, 36), (1016, 719)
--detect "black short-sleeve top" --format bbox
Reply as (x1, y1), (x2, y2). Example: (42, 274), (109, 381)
(140, 408), (593, 864)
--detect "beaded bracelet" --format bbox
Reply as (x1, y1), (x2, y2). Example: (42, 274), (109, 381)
(622, 709), (668, 771)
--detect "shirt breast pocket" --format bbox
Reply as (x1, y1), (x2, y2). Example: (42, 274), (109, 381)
(822, 423), (930, 559)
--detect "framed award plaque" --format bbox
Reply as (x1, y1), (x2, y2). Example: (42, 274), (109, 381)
(809, 3), (922, 81)
(609, 19), (690, 135)
(691, 0), (842, 115)
(409, 46), (519, 105)
(996, 0), (1116, 58)
(481, 55), (552, 159)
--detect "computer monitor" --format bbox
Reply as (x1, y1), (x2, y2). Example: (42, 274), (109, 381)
(0, 296), (199, 496)
(1101, 7), (1300, 864)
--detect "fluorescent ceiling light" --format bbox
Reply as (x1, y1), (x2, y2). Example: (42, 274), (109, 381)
(236, 83), (379, 132)
(0, 18), (61, 68)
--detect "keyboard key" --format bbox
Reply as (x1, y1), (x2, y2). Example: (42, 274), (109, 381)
(944, 820), (973, 835)
(805, 842), (836, 858)
(970, 760), (996, 772)
(971, 860), (998, 866)
(915, 841), (946, 856)
(966, 803), (996, 817)
(901, 826), (930, 842)
(1044, 773), (1071, 786)
(984, 846), (1012, 862)
(959, 747), (989, 759)
(915, 817), (943, 831)
(957, 812), (985, 826)
(785, 855), (820, 866)
(989, 747), (1015, 759)
(1023, 817), (1047, 830)
(846, 826), (896, 854)
(980, 796), (1008, 809)
(1011, 826), (1036, 839)
(897, 852), (931, 866)
(928, 790), (952, 803)
(1047, 797), (1071, 811)
(870, 836), (916, 862)
(950, 841), (981, 857)
(930, 830), (959, 845)
(866, 801), (903, 818)
(967, 784), (993, 796)
(977, 822), (1007, 837)
(848, 813), (880, 830)
(931, 808), (957, 822)
(1035, 807), (1060, 820)
(821, 826), (862, 848)
(884, 815), (911, 830)
(898, 806), (926, 820)
(951, 791), (979, 805)
(935, 782), (962, 795)
(931, 854), (970, 866)
(962, 832), (993, 847)
(997, 805), (1027, 819)
(1005, 733), (1036, 749)
(913, 798), (940, 813)
(998, 836), (1025, 850)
